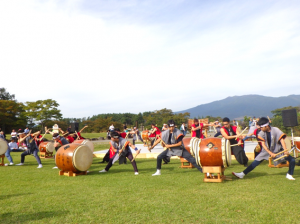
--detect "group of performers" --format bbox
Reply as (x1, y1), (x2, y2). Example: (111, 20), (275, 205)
(0, 126), (88, 168)
(1, 118), (297, 181)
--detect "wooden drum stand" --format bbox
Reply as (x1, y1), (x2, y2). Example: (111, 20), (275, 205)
(180, 157), (194, 168)
(202, 166), (230, 183)
(0, 154), (5, 166)
(40, 151), (53, 159)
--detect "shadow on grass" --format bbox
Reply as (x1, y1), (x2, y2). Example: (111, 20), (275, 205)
(0, 210), (69, 223)
(0, 193), (33, 201)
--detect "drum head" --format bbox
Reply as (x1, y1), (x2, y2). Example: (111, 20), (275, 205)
(293, 137), (300, 141)
(0, 139), (8, 155)
(221, 138), (231, 167)
(73, 145), (93, 172)
(46, 142), (55, 153)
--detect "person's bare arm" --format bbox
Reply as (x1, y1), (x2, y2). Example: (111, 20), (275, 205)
(79, 126), (88, 133)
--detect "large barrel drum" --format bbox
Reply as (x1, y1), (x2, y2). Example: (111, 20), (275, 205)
(55, 144), (93, 173)
(39, 141), (55, 153)
(73, 139), (94, 152)
(183, 137), (231, 168)
(0, 139), (8, 155)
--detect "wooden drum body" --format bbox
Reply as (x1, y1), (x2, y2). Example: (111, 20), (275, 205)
(39, 141), (55, 153)
(73, 139), (94, 152)
(55, 144), (93, 173)
(0, 139), (8, 155)
(183, 137), (231, 168)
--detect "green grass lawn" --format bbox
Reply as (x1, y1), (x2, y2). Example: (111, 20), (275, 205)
(1, 143), (300, 223)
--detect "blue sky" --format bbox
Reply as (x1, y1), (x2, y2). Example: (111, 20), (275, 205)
(1, 0), (300, 118)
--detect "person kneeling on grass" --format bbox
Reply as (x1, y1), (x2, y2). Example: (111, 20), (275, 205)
(16, 130), (43, 168)
(99, 131), (140, 175)
(232, 117), (296, 180)
(151, 119), (203, 176)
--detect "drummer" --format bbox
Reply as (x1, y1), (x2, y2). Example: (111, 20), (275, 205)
(150, 120), (203, 176)
(220, 117), (248, 167)
(129, 127), (143, 145)
(149, 124), (161, 146)
(16, 130), (43, 168)
(232, 117), (296, 180)
(99, 131), (140, 175)
(191, 119), (214, 139)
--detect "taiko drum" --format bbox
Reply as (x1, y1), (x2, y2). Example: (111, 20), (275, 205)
(183, 137), (231, 167)
(39, 141), (55, 153)
(55, 143), (93, 173)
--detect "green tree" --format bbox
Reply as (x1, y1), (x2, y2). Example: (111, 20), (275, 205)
(0, 100), (26, 133)
(24, 99), (63, 132)
(0, 88), (15, 100)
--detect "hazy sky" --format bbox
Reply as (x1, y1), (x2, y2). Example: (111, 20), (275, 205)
(1, 0), (300, 118)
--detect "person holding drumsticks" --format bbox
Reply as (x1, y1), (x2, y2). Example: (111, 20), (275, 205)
(151, 120), (203, 176)
(232, 117), (296, 180)
(220, 117), (249, 167)
(191, 119), (214, 139)
(99, 131), (140, 175)
(149, 124), (161, 146)
(16, 130), (43, 168)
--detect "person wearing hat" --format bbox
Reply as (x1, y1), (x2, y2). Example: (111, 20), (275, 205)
(16, 130), (42, 168)
(150, 120), (203, 176)
(99, 131), (140, 175)
(232, 117), (296, 180)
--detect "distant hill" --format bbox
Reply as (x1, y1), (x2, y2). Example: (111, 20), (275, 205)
(176, 95), (300, 119)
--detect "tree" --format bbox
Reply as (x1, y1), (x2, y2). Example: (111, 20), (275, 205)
(24, 99), (63, 131)
(0, 100), (26, 133)
(0, 88), (15, 101)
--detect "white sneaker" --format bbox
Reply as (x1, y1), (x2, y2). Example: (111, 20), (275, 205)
(86, 171), (90, 173)
(99, 169), (107, 173)
(9, 163), (14, 165)
(37, 164), (43, 168)
(286, 173), (295, 180)
(152, 170), (161, 176)
(16, 163), (24, 166)
(135, 172), (139, 175)
(52, 166), (58, 169)
(232, 172), (245, 179)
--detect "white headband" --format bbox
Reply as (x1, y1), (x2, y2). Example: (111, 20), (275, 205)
(53, 136), (60, 139)
(260, 122), (269, 127)
(169, 124), (174, 127)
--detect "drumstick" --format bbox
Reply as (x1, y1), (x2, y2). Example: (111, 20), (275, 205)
(118, 141), (129, 156)
(273, 149), (289, 157)
(230, 143), (243, 147)
(75, 131), (80, 140)
(267, 116), (271, 123)
(131, 149), (141, 162)
(235, 127), (248, 140)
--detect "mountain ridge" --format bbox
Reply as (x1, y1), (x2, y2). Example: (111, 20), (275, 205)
(176, 94), (300, 119)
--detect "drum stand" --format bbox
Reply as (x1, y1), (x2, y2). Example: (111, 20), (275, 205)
(59, 170), (88, 177)
(0, 154), (5, 166)
(40, 151), (53, 159)
(202, 166), (230, 183)
(268, 158), (289, 168)
(180, 157), (194, 168)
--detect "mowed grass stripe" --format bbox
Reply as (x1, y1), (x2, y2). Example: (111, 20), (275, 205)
(1, 145), (300, 223)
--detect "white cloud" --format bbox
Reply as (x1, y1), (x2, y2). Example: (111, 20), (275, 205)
(0, 0), (300, 117)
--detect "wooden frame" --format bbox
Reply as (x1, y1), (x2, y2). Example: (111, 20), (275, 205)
(59, 170), (88, 177)
(180, 157), (194, 168)
(268, 157), (289, 168)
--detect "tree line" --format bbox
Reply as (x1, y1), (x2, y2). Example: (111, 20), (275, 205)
(1, 87), (299, 135)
